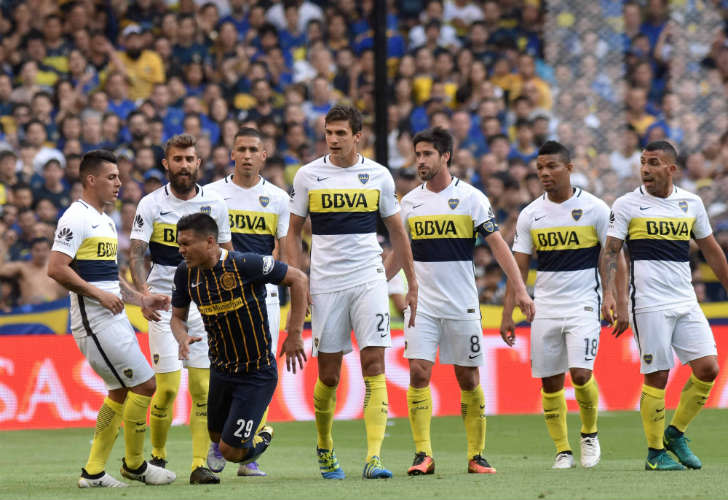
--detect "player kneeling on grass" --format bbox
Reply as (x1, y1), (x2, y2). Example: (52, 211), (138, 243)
(170, 213), (308, 478)
(391, 128), (535, 475)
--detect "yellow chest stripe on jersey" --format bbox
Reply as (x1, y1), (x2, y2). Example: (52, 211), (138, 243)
(309, 189), (380, 213)
(228, 210), (277, 235)
(531, 225), (598, 251)
(408, 214), (474, 240)
(151, 222), (179, 247)
(75, 236), (118, 261)
(198, 296), (244, 315)
(628, 217), (695, 241)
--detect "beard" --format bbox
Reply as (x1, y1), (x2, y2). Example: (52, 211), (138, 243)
(168, 168), (198, 194)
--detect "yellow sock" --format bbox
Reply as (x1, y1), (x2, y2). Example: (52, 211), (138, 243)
(149, 370), (180, 460)
(255, 408), (270, 434)
(640, 384), (666, 449)
(573, 376), (599, 434)
(542, 388), (570, 453)
(123, 392), (152, 470)
(85, 397), (123, 474)
(461, 385), (486, 459)
(670, 374), (714, 433)
(313, 378), (337, 450)
(363, 374), (388, 461)
(188, 367), (210, 471)
(407, 386), (433, 456)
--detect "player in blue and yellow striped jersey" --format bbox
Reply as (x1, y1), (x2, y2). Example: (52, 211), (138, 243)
(601, 141), (728, 471)
(170, 213), (308, 474)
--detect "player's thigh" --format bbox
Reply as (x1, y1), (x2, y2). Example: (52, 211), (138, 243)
(672, 303), (717, 365)
(148, 308), (183, 373)
(564, 315), (602, 371)
(350, 279), (392, 350)
(221, 365), (278, 449)
(631, 309), (677, 374)
(311, 288), (352, 356)
(76, 315), (154, 390)
(183, 303), (210, 370)
(207, 367), (235, 435)
(440, 318), (485, 367)
(266, 299), (281, 356)
(530, 317), (568, 378)
(404, 310), (441, 363)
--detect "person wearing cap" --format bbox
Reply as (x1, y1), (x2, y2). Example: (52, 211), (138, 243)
(113, 24), (165, 101)
(143, 169), (165, 193)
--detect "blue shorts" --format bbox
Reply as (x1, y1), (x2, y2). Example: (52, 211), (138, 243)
(208, 363), (278, 449)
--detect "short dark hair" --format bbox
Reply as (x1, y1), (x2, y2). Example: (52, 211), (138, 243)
(644, 140), (678, 163)
(235, 126), (263, 142)
(0, 150), (17, 163)
(538, 140), (571, 164)
(412, 127), (454, 166)
(79, 149), (117, 185)
(325, 104), (362, 134)
(177, 213), (218, 240)
(30, 237), (51, 248)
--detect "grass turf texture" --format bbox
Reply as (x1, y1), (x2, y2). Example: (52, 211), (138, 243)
(1, 410), (726, 500)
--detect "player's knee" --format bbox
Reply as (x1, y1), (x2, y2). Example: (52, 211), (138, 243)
(694, 360), (719, 382)
(135, 377), (156, 397)
(318, 372), (340, 387)
(188, 371), (209, 401)
(570, 369), (592, 386)
(218, 441), (243, 462)
(409, 367), (430, 388)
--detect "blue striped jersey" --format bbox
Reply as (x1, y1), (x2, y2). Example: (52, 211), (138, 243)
(607, 185), (712, 312)
(513, 187), (610, 318)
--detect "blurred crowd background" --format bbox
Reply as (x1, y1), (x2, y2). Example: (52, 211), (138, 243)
(1, 0), (728, 314)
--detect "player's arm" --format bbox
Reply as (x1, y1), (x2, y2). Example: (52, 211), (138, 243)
(278, 264), (308, 373)
(695, 234), (728, 291)
(382, 212), (418, 327)
(47, 251), (124, 314)
(500, 251), (530, 346)
(286, 213), (306, 270)
(599, 236), (628, 336)
(128, 238), (166, 322)
(220, 241), (233, 251)
(171, 305), (201, 360)
(118, 275), (170, 314)
(486, 231), (535, 322)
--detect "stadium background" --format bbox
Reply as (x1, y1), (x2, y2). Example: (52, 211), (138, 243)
(1, 0), (728, 431)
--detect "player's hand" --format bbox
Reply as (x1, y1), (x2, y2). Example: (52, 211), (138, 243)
(98, 290), (124, 315)
(500, 311), (516, 346)
(178, 334), (202, 360)
(515, 289), (535, 322)
(279, 332), (306, 374)
(612, 299), (630, 337)
(405, 283), (418, 327)
(141, 293), (170, 322)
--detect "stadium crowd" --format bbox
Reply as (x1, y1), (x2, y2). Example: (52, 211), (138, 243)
(1, 0), (728, 312)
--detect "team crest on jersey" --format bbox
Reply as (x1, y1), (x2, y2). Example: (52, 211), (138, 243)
(220, 272), (237, 291)
(259, 196), (270, 207)
(679, 200), (688, 212)
(358, 173), (369, 184)
(643, 354), (653, 364)
(153, 354), (159, 365)
(571, 209), (583, 221)
(124, 368), (133, 378)
(448, 198), (459, 210)
(200, 205), (211, 214)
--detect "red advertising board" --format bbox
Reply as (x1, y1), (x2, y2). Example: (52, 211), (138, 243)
(1, 328), (727, 430)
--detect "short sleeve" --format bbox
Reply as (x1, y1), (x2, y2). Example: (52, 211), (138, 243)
(171, 263), (191, 308)
(692, 197), (712, 240)
(51, 209), (85, 258)
(606, 196), (630, 241)
(130, 196), (154, 243)
(378, 170), (400, 218)
(236, 253), (289, 285)
(213, 199), (232, 243)
(472, 189), (499, 237)
(593, 199), (611, 246)
(289, 169), (310, 217)
(276, 193), (290, 238)
(512, 209), (533, 255)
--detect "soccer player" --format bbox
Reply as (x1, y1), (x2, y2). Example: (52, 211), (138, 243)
(601, 140), (728, 471)
(129, 134), (232, 484)
(171, 213), (308, 474)
(287, 104), (418, 479)
(394, 128), (534, 475)
(501, 141), (619, 469)
(48, 149), (176, 487)
(205, 127), (291, 477)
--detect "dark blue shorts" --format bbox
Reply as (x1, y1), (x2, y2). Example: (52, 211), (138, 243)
(208, 363), (278, 449)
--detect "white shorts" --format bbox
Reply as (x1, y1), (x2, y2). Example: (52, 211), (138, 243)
(74, 314), (154, 390)
(631, 302), (717, 374)
(149, 303), (210, 373)
(403, 310), (484, 366)
(311, 279), (391, 356)
(266, 299), (280, 356)
(530, 314), (601, 378)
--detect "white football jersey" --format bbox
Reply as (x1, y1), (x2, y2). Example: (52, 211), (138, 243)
(206, 174), (289, 304)
(290, 154), (399, 293)
(130, 184), (232, 294)
(401, 178), (497, 320)
(607, 185), (712, 312)
(513, 188), (610, 319)
(52, 199), (121, 337)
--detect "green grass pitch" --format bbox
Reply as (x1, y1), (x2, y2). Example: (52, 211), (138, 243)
(2, 410), (727, 499)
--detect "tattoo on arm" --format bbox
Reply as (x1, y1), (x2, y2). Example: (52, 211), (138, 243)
(129, 240), (149, 292)
(601, 239), (623, 294)
(119, 278), (141, 306)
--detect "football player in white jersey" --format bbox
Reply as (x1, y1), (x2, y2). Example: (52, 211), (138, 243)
(129, 134), (232, 485)
(205, 127), (294, 477)
(395, 128), (534, 476)
(601, 141), (728, 471)
(501, 141), (623, 470)
(48, 150), (175, 488)
(287, 105), (418, 479)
